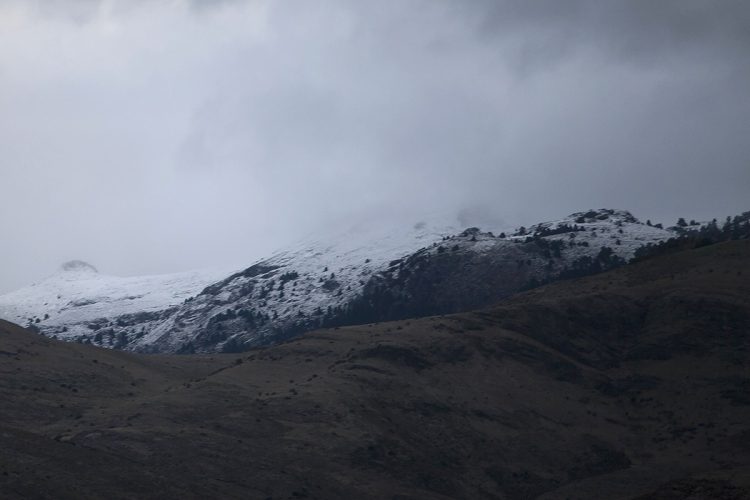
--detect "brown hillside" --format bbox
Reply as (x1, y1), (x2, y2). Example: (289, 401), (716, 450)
(1, 241), (749, 499)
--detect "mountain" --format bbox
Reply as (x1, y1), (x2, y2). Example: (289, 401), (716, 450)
(0, 261), (231, 346)
(0, 209), (677, 354)
(135, 208), (675, 353)
(1, 240), (748, 499)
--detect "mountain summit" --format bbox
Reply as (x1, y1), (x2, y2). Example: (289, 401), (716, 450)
(60, 260), (98, 274)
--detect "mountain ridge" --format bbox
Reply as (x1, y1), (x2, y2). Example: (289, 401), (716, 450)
(137, 208), (676, 353)
(0, 208), (678, 353)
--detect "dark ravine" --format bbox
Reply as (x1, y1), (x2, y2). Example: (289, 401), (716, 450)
(1, 240), (749, 499)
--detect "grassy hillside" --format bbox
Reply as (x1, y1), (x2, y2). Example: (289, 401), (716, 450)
(1, 241), (749, 499)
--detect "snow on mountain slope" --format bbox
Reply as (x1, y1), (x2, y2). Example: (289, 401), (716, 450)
(309, 208), (679, 329)
(0, 261), (232, 342)
(0, 209), (678, 354)
(510, 208), (675, 257)
(134, 215), (466, 352)
(134, 209), (677, 353)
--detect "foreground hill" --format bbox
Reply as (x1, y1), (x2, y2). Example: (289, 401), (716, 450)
(1, 240), (749, 498)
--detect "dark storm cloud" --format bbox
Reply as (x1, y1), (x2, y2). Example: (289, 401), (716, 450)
(0, 0), (748, 292)
(466, 0), (750, 68)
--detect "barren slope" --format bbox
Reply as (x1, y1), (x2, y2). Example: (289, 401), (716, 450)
(1, 241), (749, 499)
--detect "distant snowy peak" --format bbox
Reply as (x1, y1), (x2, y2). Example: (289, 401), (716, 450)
(526, 208), (639, 233)
(568, 208), (639, 224)
(60, 260), (98, 274)
(0, 264), (233, 338)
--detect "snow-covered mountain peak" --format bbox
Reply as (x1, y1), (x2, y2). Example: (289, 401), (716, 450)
(517, 208), (643, 237)
(60, 260), (98, 274)
(565, 208), (639, 224)
(0, 265), (233, 337)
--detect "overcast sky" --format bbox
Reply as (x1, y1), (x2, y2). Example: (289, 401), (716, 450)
(1, 0), (749, 292)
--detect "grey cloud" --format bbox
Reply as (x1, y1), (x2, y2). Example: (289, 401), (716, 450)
(0, 0), (748, 293)
(187, 0), (246, 12)
(465, 0), (750, 69)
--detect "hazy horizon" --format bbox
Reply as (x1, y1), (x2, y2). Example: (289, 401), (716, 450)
(1, 0), (749, 292)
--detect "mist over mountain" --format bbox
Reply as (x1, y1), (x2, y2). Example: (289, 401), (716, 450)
(59, 261), (98, 274)
(1, 0), (749, 293)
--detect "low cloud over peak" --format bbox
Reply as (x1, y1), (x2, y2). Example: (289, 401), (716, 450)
(0, 0), (748, 292)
